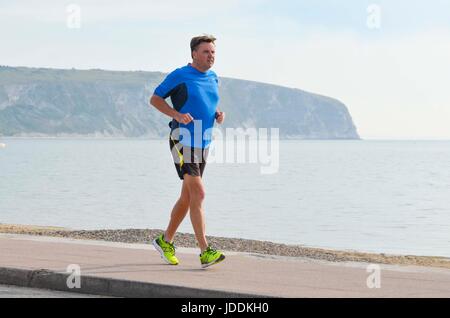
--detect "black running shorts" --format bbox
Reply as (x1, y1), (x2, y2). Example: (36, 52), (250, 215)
(169, 135), (209, 180)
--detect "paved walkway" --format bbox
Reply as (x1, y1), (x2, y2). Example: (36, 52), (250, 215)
(0, 234), (449, 297)
(0, 284), (104, 298)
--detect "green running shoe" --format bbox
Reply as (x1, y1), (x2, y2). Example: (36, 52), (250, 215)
(200, 246), (225, 268)
(152, 234), (179, 265)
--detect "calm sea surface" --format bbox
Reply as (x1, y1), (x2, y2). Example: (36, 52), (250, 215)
(1, 138), (449, 257)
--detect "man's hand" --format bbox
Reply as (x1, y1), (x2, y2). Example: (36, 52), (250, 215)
(215, 111), (225, 124)
(174, 112), (194, 124)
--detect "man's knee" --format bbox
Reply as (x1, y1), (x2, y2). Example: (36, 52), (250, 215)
(184, 175), (205, 203)
(190, 186), (205, 203)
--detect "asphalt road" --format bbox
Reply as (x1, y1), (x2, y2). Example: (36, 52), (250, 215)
(0, 284), (105, 298)
(1, 234), (450, 297)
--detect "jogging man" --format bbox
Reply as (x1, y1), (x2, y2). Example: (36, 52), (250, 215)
(149, 34), (226, 268)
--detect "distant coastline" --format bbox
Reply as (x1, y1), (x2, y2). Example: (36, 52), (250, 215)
(0, 66), (360, 140)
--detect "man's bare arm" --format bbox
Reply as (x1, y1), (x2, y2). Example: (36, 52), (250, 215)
(149, 95), (193, 124)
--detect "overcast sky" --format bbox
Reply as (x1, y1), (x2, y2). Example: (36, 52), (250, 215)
(1, 0), (450, 139)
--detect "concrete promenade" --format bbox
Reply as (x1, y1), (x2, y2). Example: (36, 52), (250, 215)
(0, 233), (449, 298)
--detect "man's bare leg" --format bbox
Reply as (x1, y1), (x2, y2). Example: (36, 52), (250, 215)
(163, 179), (190, 243)
(184, 174), (208, 252)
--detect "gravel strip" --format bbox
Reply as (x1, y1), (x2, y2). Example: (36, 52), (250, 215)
(1, 225), (450, 269)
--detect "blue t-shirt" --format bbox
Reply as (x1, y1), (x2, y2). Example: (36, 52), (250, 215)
(153, 63), (219, 149)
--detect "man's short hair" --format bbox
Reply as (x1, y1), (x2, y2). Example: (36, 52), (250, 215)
(190, 34), (216, 57)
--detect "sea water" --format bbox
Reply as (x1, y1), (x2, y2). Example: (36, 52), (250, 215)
(1, 138), (449, 257)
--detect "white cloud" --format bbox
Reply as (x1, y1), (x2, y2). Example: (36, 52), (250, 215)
(215, 29), (450, 139)
(0, 0), (243, 23)
(2, 1), (450, 138)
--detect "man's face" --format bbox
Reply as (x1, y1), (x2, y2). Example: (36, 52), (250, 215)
(193, 42), (215, 70)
